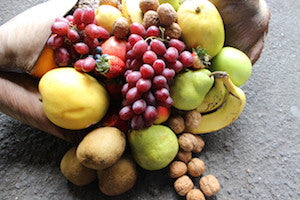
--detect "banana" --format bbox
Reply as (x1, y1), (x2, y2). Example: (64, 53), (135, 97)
(121, 0), (143, 24)
(187, 71), (246, 134)
(196, 73), (228, 113)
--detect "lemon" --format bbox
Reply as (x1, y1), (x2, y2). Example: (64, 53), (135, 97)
(95, 5), (123, 34)
(39, 67), (109, 130)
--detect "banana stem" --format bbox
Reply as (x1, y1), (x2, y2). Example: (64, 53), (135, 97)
(210, 71), (228, 78)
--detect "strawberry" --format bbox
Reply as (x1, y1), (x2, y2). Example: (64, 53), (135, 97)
(104, 78), (123, 101)
(96, 54), (125, 78)
(101, 36), (127, 62)
(100, 106), (130, 133)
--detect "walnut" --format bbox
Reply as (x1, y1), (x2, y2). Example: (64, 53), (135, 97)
(185, 110), (202, 130)
(139, 0), (159, 13)
(143, 10), (160, 29)
(157, 3), (177, 26)
(178, 133), (197, 152)
(168, 161), (187, 178)
(174, 175), (194, 196)
(113, 17), (129, 39)
(167, 115), (185, 134)
(177, 149), (192, 163)
(186, 189), (206, 200)
(192, 135), (205, 153)
(200, 175), (220, 197)
(164, 23), (181, 39)
(187, 158), (205, 177)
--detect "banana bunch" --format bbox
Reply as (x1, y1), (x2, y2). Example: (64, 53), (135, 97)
(187, 71), (246, 134)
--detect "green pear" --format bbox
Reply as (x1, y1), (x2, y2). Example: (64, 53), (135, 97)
(159, 0), (182, 10)
(170, 69), (214, 111)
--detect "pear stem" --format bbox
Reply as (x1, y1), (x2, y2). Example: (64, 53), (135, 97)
(195, 6), (201, 14)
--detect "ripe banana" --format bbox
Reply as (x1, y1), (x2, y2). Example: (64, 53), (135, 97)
(196, 73), (228, 113)
(121, 0), (143, 24)
(187, 71), (246, 134)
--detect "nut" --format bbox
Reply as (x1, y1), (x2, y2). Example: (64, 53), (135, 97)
(139, 0), (159, 13)
(157, 3), (177, 26)
(177, 149), (192, 163)
(192, 135), (205, 153)
(187, 158), (205, 177)
(178, 133), (197, 152)
(200, 174), (220, 197)
(168, 161), (187, 178)
(143, 10), (160, 29)
(100, 0), (119, 8)
(164, 23), (181, 39)
(186, 189), (206, 200)
(113, 17), (129, 39)
(174, 175), (194, 196)
(185, 110), (202, 130)
(167, 115), (185, 134)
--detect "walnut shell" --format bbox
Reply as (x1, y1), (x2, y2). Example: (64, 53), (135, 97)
(174, 175), (194, 196)
(113, 17), (129, 39)
(193, 135), (205, 153)
(185, 110), (202, 130)
(186, 189), (206, 200)
(164, 23), (181, 39)
(139, 0), (159, 13)
(168, 161), (187, 178)
(157, 3), (177, 26)
(178, 133), (197, 152)
(200, 174), (220, 197)
(167, 115), (185, 134)
(177, 149), (192, 163)
(187, 158), (205, 177)
(143, 10), (160, 29)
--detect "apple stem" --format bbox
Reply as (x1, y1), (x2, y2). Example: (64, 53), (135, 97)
(195, 6), (201, 14)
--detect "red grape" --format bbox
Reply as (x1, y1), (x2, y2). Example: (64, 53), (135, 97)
(162, 68), (175, 80)
(150, 39), (166, 56)
(136, 78), (152, 93)
(154, 88), (169, 102)
(169, 60), (184, 73)
(168, 39), (185, 53)
(74, 42), (89, 54)
(143, 50), (157, 65)
(84, 36), (100, 49)
(146, 26), (160, 37)
(132, 99), (147, 114)
(126, 42), (132, 51)
(143, 91), (156, 106)
(140, 64), (154, 79)
(164, 47), (179, 63)
(152, 75), (167, 88)
(130, 22), (146, 37)
(130, 59), (143, 70)
(85, 24), (109, 39)
(47, 34), (64, 49)
(124, 70), (133, 78)
(131, 115), (144, 130)
(73, 8), (83, 25)
(66, 15), (74, 22)
(179, 51), (194, 67)
(51, 21), (69, 36)
(158, 96), (173, 108)
(81, 8), (95, 25)
(82, 57), (96, 72)
(122, 99), (130, 106)
(126, 50), (134, 60)
(152, 59), (165, 74)
(55, 17), (69, 24)
(126, 71), (142, 86)
(143, 106), (158, 122)
(55, 47), (70, 66)
(126, 87), (141, 103)
(125, 59), (131, 70)
(74, 59), (85, 71)
(132, 40), (148, 58)
(67, 29), (80, 43)
(128, 34), (143, 46)
(119, 106), (134, 120)
(121, 83), (131, 96)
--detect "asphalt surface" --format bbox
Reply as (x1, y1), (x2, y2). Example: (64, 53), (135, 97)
(0, 0), (300, 200)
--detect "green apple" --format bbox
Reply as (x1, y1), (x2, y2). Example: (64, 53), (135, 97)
(211, 47), (252, 87)
(159, 0), (182, 10)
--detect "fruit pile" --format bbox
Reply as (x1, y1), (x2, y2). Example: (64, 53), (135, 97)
(35, 0), (254, 198)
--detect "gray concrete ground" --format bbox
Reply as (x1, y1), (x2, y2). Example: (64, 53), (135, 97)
(0, 0), (300, 199)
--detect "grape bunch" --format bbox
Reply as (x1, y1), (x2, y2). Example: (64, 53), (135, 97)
(119, 23), (194, 130)
(47, 8), (109, 71)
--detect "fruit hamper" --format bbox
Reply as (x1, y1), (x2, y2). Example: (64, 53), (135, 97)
(0, 0), (270, 198)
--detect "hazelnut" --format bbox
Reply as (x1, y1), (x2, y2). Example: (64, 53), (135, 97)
(168, 161), (187, 178)
(100, 0), (119, 8)
(177, 149), (192, 163)
(174, 175), (194, 196)
(178, 133), (197, 152)
(113, 17), (129, 39)
(186, 189), (206, 200)
(187, 158), (205, 177)
(167, 115), (185, 134)
(143, 10), (160, 29)
(200, 174), (220, 197)
(164, 23), (181, 39)
(157, 3), (177, 26)
(192, 135), (205, 153)
(139, 0), (159, 13)
(185, 110), (202, 130)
